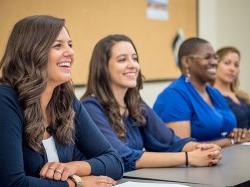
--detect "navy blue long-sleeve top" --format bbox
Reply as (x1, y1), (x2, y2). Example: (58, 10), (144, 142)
(224, 96), (250, 129)
(0, 84), (123, 187)
(81, 96), (192, 172)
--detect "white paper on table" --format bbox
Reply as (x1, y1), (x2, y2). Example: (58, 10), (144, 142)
(241, 142), (250, 145)
(115, 181), (190, 187)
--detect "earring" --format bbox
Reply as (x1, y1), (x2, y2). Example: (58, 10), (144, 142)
(185, 68), (190, 82)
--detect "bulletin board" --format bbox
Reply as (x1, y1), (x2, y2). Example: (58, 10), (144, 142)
(0, 0), (197, 85)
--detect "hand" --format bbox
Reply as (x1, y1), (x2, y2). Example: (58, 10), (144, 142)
(195, 143), (221, 151)
(81, 175), (117, 187)
(40, 162), (77, 181)
(188, 146), (222, 167)
(228, 128), (249, 143)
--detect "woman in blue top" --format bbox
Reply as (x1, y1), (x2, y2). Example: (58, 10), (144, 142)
(81, 34), (221, 172)
(0, 15), (122, 187)
(213, 47), (250, 140)
(153, 37), (248, 147)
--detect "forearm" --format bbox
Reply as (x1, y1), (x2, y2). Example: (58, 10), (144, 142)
(205, 138), (232, 148)
(181, 141), (199, 152)
(135, 152), (186, 169)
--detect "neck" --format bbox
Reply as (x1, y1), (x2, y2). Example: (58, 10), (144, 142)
(189, 76), (207, 94)
(214, 79), (231, 95)
(111, 86), (127, 109)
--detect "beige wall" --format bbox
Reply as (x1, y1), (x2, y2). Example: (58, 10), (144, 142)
(199, 0), (250, 93)
(1, 0), (249, 107)
(74, 81), (171, 107)
(216, 0), (250, 93)
(77, 0), (250, 107)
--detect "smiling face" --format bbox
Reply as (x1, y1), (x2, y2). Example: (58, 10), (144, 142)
(108, 41), (140, 92)
(47, 27), (74, 87)
(216, 52), (240, 84)
(188, 43), (218, 83)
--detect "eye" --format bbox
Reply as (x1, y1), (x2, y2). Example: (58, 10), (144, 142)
(204, 55), (211, 60)
(234, 63), (240, 68)
(224, 60), (231, 65)
(52, 43), (62, 49)
(132, 55), (138, 62)
(118, 57), (126, 62)
(68, 42), (73, 48)
(214, 55), (219, 60)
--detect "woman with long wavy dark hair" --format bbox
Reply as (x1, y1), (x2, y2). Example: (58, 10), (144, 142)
(214, 47), (250, 129)
(81, 34), (222, 172)
(0, 15), (123, 187)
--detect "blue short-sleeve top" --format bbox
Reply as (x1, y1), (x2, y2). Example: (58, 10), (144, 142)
(153, 75), (237, 141)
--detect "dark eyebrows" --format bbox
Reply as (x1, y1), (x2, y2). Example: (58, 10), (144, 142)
(116, 54), (126, 59)
(54, 39), (72, 43)
(116, 53), (137, 59)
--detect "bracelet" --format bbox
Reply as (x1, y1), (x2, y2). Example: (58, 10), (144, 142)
(230, 139), (235, 145)
(185, 152), (189, 167)
(69, 175), (83, 187)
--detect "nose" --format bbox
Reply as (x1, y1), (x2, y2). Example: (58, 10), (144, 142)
(229, 64), (236, 72)
(127, 58), (138, 68)
(209, 58), (218, 66)
(63, 44), (74, 56)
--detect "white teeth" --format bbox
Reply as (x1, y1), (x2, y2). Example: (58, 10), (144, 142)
(207, 68), (216, 73)
(58, 62), (70, 67)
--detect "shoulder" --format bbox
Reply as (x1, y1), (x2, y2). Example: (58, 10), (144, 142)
(207, 85), (223, 96)
(207, 85), (226, 101)
(158, 76), (188, 98)
(81, 95), (100, 104)
(0, 84), (18, 99)
(0, 84), (20, 108)
(207, 85), (230, 107)
(0, 84), (23, 125)
(81, 96), (105, 111)
(154, 77), (188, 108)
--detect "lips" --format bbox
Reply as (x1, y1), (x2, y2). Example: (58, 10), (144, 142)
(124, 72), (137, 78)
(226, 73), (237, 80)
(57, 61), (71, 67)
(57, 61), (72, 73)
(206, 68), (216, 74)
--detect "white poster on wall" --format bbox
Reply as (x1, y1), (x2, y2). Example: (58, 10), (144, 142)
(146, 0), (169, 21)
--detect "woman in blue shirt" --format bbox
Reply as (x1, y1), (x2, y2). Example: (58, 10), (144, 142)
(0, 15), (122, 187)
(153, 38), (249, 147)
(81, 34), (221, 172)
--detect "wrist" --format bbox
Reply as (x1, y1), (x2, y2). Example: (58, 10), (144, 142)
(67, 178), (76, 187)
(185, 152), (189, 167)
(230, 138), (235, 145)
(69, 175), (83, 187)
(71, 161), (91, 176)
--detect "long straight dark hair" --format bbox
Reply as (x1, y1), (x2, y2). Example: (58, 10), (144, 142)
(0, 15), (75, 152)
(81, 34), (146, 139)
